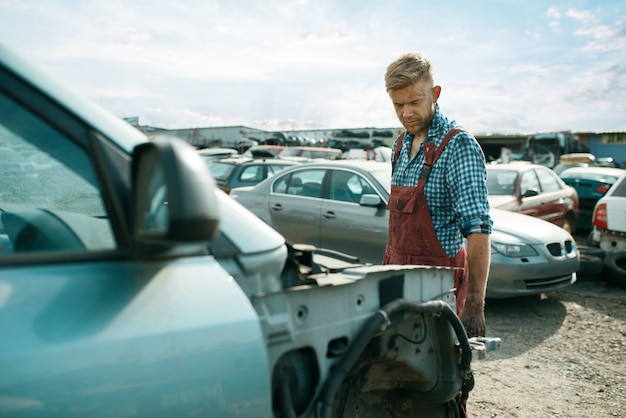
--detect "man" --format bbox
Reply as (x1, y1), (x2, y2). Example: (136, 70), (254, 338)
(383, 52), (492, 338)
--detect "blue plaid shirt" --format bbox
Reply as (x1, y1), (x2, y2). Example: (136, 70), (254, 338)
(391, 105), (492, 256)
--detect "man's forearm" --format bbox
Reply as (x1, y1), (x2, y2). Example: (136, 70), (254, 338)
(466, 232), (491, 301)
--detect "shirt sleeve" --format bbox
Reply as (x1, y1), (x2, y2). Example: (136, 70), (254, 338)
(447, 132), (493, 236)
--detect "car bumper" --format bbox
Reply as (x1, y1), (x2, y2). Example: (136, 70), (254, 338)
(487, 250), (579, 298)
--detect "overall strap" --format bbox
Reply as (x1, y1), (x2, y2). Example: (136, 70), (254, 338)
(391, 131), (406, 174)
(391, 127), (465, 178)
(419, 127), (464, 182)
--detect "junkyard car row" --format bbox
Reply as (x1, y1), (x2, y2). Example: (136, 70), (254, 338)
(234, 160), (580, 299)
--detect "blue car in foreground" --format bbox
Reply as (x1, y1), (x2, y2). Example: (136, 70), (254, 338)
(0, 44), (491, 417)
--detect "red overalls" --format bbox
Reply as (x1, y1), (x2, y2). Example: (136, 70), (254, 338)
(383, 128), (469, 314)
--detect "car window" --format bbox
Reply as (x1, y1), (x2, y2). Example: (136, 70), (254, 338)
(328, 169), (377, 203)
(610, 175), (626, 197)
(268, 164), (291, 177)
(535, 168), (563, 193)
(520, 170), (540, 196)
(0, 89), (115, 255)
(273, 169), (325, 198)
(486, 170), (517, 195)
(208, 162), (236, 181)
(329, 170), (357, 203)
(239, 164), (263, 183)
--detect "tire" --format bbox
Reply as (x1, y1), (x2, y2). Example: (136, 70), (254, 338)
(577, 253), (604, 281)
(585, 231), (595, 246)
(577, 245), (606, 260)
(604, 251), (626, 289)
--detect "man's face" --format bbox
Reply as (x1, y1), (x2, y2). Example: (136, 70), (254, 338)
(389, 80), (440, 137)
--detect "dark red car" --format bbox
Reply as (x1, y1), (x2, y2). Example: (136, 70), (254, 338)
(486, 162), (580, 233)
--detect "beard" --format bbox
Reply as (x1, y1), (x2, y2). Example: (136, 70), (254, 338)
(400, 105), (436, 136)
(402, 118), (429, 136)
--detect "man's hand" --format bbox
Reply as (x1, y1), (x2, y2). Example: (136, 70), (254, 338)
(464, 233), (490, 337)
(460, 299), (486, 338)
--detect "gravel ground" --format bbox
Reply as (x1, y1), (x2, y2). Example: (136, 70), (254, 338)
(468, 279), (626, 417)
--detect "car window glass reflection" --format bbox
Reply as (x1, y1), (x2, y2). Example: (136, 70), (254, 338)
(0, 91), (115, 254)
(520, 171), (540, 196)
(536, 168), (562, 193)
(329, 170), (357, 203)
(486, 171), (517, 196)
(612, 176), (626, 197)
(239, 165), (262, 183)
(273, 169), (325, 198)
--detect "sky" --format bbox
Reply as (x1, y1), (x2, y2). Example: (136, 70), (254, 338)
(1, 0), (625, 135)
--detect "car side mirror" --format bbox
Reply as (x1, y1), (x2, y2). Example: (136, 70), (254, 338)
(131, 137), (220, 253)
(522, 189), (539, 198)
(360, 194), (383, 207)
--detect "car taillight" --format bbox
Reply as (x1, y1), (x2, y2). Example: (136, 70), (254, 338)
(593, 203), (608, 229)
(596, 185), (609, 194)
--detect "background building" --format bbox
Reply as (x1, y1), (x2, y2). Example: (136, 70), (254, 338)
(126, 117), (626, 168)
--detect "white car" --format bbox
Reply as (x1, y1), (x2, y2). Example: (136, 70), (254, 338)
(590, 171), (626, 288)
(591, 171), (626, 253)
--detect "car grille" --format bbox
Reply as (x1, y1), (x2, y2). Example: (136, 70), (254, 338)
(524, 275), (575, 291)
(546, 240), (575, 257)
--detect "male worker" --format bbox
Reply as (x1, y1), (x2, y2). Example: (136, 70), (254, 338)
(383, 52), (492, 338)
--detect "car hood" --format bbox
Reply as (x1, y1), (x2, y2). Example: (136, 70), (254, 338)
(488, 195), (518, 208)
(216, 190), (285, 254)
(490, 208), (573, 245)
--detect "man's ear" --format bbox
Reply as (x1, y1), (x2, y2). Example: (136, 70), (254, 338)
(433, 85), (442, 101)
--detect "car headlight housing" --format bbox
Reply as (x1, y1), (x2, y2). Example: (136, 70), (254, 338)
(491, 241), (538, 257)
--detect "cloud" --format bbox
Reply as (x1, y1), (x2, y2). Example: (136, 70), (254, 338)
(2, 0), (626, 134)
(566, 8), (595, 24)
(560, 8), (626, 53)
(547, 6), (561, 19)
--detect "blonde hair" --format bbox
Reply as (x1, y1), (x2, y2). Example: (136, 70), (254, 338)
(385, 52), (434, 92)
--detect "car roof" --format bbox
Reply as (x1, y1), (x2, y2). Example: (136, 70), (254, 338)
(212, 156), (296, 165)
(287, 145), (341, 151)
(559, 166), (626, 177)
(559, 153), (596, 163)
(281, 159), (390, 170)
(250, 145), (285, 149)
(486, 162), (542, 172)
(197, 147), (238, 155)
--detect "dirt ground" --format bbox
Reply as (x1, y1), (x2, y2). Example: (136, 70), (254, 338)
(468, 279), (626, 417)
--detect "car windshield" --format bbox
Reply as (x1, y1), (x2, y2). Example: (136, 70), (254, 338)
(371, 168), (392, 193)
(486, 170), (518, 195)
(208, 162), (236, 180)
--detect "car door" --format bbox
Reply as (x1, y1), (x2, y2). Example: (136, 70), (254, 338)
(320, 169), (388, 264)
(534, 167), (571, 225)
(0, 57), (270, 417)
(517, 169), (543, 218)
(267, 168), (325, 246)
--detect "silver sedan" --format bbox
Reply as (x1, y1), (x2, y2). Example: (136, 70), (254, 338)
(235, 160), (579, 298)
